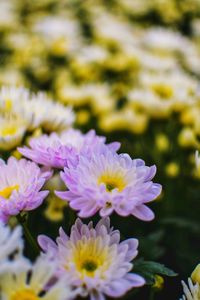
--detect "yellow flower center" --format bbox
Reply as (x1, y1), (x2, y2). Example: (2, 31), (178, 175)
(151, 83), (173, 99)
(0, 125), (17, 137)
(72, 239), (109, 278)
(98, 173), (126, 192)
(11, 289), (39, 300)
(45, 195), (67, 222)
(0, 185), (19, 199)
(4, 99), (13, 112)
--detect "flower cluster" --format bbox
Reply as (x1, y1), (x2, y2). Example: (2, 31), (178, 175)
(0, 0), (199, 181)
(0, 83), (165, 299)
(18, 123), (161, 221)
(18, 128), (120, 169)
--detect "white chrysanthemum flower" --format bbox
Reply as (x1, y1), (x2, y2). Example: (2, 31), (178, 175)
(0, 86), (30, 116)
(0, 0), (18, 28)
(129, 89), (172, 118)
(59, 83), (114, 114)
(182, 44), (200, 76)
(0, 68), (25, 86)
(0, 86), (34, 129)
(34, 16), (80, 40)
(23, 93), (75, 132)
(119, 0), (151, 15)
(94, 13), (136, 46)
(0, 222), (29, 274)
(0, 255), (75, 300)
(76, 45), (108, 64)
(129, 70), (199, 117)
(0, 117), (27, 150)
(180, 278), (200, 300)
(139, 51), (178, 72)
(0, 86), (75, 133)
(142, 27), (190, 52)
(34, 16), (82, 52)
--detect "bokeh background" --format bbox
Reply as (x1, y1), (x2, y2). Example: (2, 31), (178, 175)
(1, 0), (200, 299)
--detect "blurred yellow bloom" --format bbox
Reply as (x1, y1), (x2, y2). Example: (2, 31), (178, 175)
(155, 134), (170, 152)
(11, 149), (22, 160)
(50, 37), (68, 56)
(165, 162), (180, 177)
(45, 195), (67, 222)
(151, 83), (174, 99)
(76, 110), (90, 125)
(58, 86), (90, 107)
(178, 128), (199, 148)
(44, 174), (68, 222)
(99, 109), (148, 134)
(151, 0), (180, 24)
(153, 275), (164, 290)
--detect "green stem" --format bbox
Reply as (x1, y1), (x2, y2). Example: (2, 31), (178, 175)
(16, 214), (40, 255)
(149, 289), (155, 300)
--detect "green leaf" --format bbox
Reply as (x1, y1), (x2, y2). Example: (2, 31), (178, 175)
(133, 259), (178, 285)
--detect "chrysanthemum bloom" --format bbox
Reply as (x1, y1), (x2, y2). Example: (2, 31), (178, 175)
(0, 222), (30, 274)
(180, 278), (200, 300)
(0, 117), (27, 150)
(19, 129), (120, 169)
(0, 255), (75, 300)
(0, 86), (29, 115)
(56, 149), (161, 220)
(180, 264), (200, 300)
(0, 157), (51, 222)
(23, 92), (75, 132)
(38, 218), (145, 300)
(0, 86), (75, 132)
(19, 132), (77, 169)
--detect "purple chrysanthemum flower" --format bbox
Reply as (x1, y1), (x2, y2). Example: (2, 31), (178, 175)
(38, 217), (145, 300)
(18, 129), (120, 169)
(0, 157), (51, 222)
(56, 149), (162, 220)
(19, 132), (77, 169)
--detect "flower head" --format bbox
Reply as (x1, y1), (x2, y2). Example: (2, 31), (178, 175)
(0, 117), (26, 150)
(180, 278), (200, 300)
(0, 86), (29, 116)
(19, 129), (120, 169)
(56, 149), (161, 220)
(0, 86), (75, 133)
(0, 222), (29, 274)
(23, 93), (75, 132)
(0, 255), (74, 300)
(38, 217), (145, 300)
(19, 132), (77, 169)
(0, 157), (51, 222)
